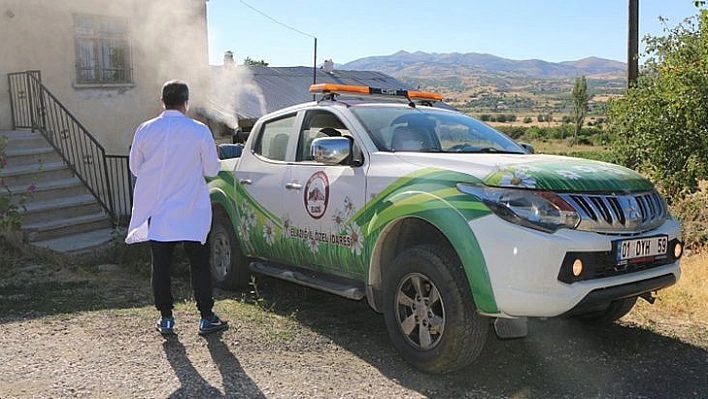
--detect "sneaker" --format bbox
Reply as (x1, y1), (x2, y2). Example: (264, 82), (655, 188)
(198, 313), (228, 336)
(156, 316), (175, 335)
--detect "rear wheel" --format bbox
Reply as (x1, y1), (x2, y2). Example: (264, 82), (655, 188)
(208, 209), (249, 290)
(383, 244), (489, 374)
(575, 297), (638, 326)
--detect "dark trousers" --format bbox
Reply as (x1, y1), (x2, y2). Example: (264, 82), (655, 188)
(150, 240), (214, 319)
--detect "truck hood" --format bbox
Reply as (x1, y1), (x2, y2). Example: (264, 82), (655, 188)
(393, 153), (655, 193)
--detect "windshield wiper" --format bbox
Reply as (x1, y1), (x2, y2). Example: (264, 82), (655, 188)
(474, 147), (524, 154)
(442, 146), (522, 154)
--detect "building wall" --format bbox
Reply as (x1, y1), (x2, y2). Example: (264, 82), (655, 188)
(0, 0), (210, 154)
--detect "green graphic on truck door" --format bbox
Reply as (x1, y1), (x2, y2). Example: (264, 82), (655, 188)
(222, 167), (500, 313)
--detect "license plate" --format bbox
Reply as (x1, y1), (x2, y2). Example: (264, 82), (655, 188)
(615, 235), (668, 262)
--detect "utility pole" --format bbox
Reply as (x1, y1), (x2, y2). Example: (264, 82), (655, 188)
(628, 0), (639, 87)
(313, 37), (318, 101)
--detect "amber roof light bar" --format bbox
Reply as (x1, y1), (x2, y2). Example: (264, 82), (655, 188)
(309, 83), (443, 101)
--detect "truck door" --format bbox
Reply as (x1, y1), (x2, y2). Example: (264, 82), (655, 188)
(233, 114), (295, 264)
(283, 110), (368, 278)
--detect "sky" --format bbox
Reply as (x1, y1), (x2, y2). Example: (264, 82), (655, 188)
(206, 0), (704, 67)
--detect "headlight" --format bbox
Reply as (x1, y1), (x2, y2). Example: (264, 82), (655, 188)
(457, 184), (580, 233)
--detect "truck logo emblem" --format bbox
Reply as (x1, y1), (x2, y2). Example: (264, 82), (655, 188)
(619, 196), (642, 229)
(304, 171), (329, 219)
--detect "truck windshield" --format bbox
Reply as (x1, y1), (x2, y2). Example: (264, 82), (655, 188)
(349, 105), (526, 154)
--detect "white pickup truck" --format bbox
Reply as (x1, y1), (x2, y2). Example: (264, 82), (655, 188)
(207, 84), (683, 373)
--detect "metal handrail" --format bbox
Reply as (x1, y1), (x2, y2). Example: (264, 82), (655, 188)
(7, 70), (133, 225)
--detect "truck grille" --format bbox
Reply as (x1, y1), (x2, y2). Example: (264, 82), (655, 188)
(559, 191), (668, 233)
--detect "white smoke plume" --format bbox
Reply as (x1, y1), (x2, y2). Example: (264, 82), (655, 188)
(208, 60), (268, 129)
(133, 1), (267, 130)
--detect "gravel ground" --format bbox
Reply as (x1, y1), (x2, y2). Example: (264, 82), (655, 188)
(0, 262), (706, 399)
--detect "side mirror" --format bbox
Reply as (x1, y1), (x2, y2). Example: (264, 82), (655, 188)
(218, 143), (244, 160)
(519, 142), (535, 154)
(311, 137), (352, 165)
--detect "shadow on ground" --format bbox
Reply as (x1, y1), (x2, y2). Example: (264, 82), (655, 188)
(252, 276), (708, 399)
(162, 334), (266, 398)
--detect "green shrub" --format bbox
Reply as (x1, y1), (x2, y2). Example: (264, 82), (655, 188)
(495, 125), (526, 140)
(608, 11), (708, 203)
(670, 189), (708, 251)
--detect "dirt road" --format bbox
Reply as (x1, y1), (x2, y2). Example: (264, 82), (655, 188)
(0, 263), (706, 398)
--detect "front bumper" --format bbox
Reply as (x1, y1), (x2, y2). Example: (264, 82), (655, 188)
(560, 273), (676, 317)
(468, 214), (682, 318)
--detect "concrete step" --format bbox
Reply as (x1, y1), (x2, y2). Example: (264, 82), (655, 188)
(31, 227), (115, 255)
(23, 212), (112, 242)
(0, 160), (75, 187)
(21, 193), (104, 225)
(1, 130), (49, 149)
(4, 177), (87, 204)
(3, 130), (119, 255)
(4, 145), (63, 167)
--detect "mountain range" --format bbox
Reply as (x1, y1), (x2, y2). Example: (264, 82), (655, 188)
(340, 50), (628, 112)
(341, 50), (626, 80)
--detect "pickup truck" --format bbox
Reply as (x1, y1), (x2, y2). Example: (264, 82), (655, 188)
(207, 83), (683, 373)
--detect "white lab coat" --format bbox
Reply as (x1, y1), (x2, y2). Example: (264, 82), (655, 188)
(125, 110), (221, 244)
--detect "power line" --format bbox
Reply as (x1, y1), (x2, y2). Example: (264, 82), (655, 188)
(237, 0), (319, 93)
(239, 0), (315, 39)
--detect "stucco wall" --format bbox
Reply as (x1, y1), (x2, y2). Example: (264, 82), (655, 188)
(0, 0), (210, 154)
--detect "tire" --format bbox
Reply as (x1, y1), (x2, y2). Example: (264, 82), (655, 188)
(574, 297), (638, 326)
(383, 244), (489, 374)
(208, 209), (249, 290)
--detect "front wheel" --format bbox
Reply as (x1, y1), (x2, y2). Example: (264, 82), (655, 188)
(208, 209), (249, 290)
(383, 244), (489, 374)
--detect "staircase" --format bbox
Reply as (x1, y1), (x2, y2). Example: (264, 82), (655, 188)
(1, 129), (115, 254)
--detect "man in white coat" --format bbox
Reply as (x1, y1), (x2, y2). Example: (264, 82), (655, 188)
(126, 80), (227, 336)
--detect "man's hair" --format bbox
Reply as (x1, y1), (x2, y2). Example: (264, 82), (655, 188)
(161, 80), (189, 108)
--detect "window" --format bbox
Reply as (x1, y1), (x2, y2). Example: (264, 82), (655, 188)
(350, 106), (524, 153)
(253, 115), (296, 161)
(74, 14), (132, 85)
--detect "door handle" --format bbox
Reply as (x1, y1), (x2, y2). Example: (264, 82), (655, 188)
(239, 178), (252, 185)
(285, 182), (302, 190)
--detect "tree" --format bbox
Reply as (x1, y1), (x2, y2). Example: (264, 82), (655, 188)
(571, 76), (589, 147)
(607, 10), (708, 201)
(244, 57), (269, 66)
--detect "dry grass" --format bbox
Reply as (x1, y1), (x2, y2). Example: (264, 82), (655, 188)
(626, 252), (708, 325)
(531, 141), (605, 154)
